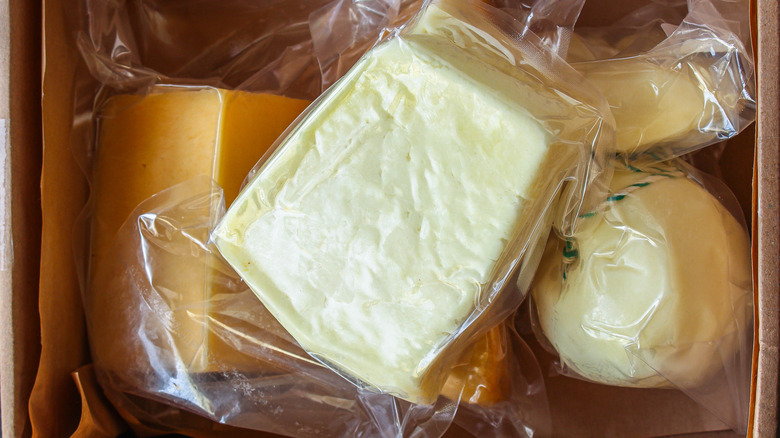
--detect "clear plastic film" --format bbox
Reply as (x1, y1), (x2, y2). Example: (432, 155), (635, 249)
(88, 177), (448, 437)
(70, 0), (601, 436)
(72, 0), (333, 98)
(527, 157), (753, 433)
(488, 0), (586, 56)
(309, 0), (414, 90)
(564, 0), (756, 159)
(309, 0), (588, 91)
(213, 0), (613, 408)
(86, 176), (552, 437)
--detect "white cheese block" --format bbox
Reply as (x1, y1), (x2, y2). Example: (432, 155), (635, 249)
(214, 28), (562, 402)
(531, 164), (752, 388)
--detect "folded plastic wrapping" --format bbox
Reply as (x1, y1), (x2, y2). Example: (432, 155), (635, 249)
(564, 0), (756, 158)
(82, 84), (513, 435)
(309, 0), (589, 89)
(487, 0), (585, 56)
(86, 177), (553, 437)
(70, 0), (605, 435)
(72, 0), (335, 98)
(527, 158), (753, 433)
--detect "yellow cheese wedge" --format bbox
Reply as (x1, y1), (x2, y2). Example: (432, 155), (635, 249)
(440, 326), (508, 405)
(90, 87), (310, 372)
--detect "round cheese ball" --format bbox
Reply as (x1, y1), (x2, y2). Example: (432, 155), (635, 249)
(530, 165), (752, 388)
(567, 31), (742, 155)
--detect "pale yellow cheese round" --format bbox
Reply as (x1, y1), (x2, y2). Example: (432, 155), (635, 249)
(530, 167), (752, 388)
(574, 57), (706, 153)
(566, 29), (740, 154)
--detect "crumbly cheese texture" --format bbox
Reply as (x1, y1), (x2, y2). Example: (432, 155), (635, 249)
(531, 166), (752, 388)
(91, 87), (309, 372)
(214, 35), (552, 402)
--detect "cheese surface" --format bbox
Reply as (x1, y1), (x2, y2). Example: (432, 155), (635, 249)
(567, 31), (742, 154)
(215, 31), (555, 402)
(531, 164), (752, 388)
(91, 87), (309, 371)
(440, 325), (508, 405)
(574, 58), (705, 153)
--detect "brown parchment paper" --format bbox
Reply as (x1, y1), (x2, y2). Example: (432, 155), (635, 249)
(28, 0), (90, 436)
(70, 366), (127, 438)
(1, 0), (43, 438)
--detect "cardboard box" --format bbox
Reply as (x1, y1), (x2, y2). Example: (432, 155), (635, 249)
(1, 0), (777, 436)
(1, 0), (42, 437)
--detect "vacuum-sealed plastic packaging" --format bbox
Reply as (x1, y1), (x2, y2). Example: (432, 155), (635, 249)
(565, 0), (755, 158)
(74, 0), (597, 435)
(528, 158), (753, 433)
(213, 0), (613, 405)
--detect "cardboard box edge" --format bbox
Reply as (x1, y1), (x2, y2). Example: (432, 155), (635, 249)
(753, 0), (780, 436)
(1, 0), (43, 437)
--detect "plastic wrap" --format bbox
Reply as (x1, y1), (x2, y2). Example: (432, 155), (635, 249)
(565, 0), (756, 158)
(489, 0), (586, 56)
(309, 0), (590, 91)
(527, 158), (753, 433)
(213, 0), (613, 406)
(71, 0), (610, 436)
(72, 0), (332, 98)
(86, 176), (553, 437)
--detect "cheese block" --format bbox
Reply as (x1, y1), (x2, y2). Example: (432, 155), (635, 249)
(90, 87), (310, 371)
(530, 163), (752, 388)
(440, 326), (508, 405)
(213, 1), (586, 403)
